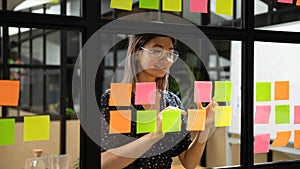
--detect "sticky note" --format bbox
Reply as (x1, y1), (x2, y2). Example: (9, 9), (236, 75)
(187, 109), (206, 131)
(274, 81), (289, 100)
(109, 83), (132, 106)
(254, 105), (271, 124)
(0, 80), (20, 106)
(139, 0), (159, 10)
(271, 131), (291, 147)
(214, 81), (232, 102)
(275, 105), (290, 124)
(162, 110), (181, 133)
(109, 110), (131, 134)
(110, 0), (133, 11)
(295, 130), (300, 149)
(0, 119), (15, 145)
(297, 0), (300, 6)
(135, 82), (156, 105)
(163, 0), (182, 12)
(214, 106), (232, 127)
(216, 0), (233, 16)
(254, 133), (270, 153)
(190, 0), (208, 13)
(136, 110), (157, 134)
(278, 0), (293, 4)
(294, 106), (300, 124)
(24, 115), (50, 141)
(256, 82), (271, 102)
(194, 81), (212, 102)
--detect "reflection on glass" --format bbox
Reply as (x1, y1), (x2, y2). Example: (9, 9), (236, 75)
(46, 31), (60, 65)
(46, 70), (60, 114)
(67, 0), (81, 16)
(33, 37), (43, 64)
(66, 31), (81, 65)
(31, 69), (44, 112)
(255, 0), (300, 32)
(254, 41), (300, 164)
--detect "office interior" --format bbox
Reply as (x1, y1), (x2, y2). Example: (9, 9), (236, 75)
(0, 0), (300, 169)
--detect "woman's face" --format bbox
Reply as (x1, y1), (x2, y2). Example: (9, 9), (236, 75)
(137, 36), (175, 79)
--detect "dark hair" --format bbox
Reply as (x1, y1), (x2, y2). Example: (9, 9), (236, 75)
(122, 33), (176, 90)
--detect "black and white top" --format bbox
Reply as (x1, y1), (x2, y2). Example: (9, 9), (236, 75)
(100, 90), (192, 169)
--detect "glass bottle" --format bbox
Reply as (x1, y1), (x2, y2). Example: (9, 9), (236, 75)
(30, 149), (46, 169)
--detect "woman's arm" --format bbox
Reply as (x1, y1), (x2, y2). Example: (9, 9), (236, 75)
(178, 101), (217, 169)
(101, 133), (163, 169)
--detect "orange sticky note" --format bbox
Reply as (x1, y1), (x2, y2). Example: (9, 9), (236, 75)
(109, 110), (131, 134)
(109, 83), (132, 106)
(271, 131), (291, 147)
(187, 109), (206, 131)
(297, 0), (300, 6)
(0, 80), (20, 106)
(295, 130), (300, 149)
(274, 81), (289, 100)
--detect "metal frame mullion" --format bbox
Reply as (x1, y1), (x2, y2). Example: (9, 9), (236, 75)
(60, 30), (67, 154)
(2, 25), (9, 117)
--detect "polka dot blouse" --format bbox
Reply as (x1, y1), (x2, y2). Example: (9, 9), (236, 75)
(100, 90), (192, 169)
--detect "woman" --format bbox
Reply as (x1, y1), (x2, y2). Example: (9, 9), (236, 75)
(100, 33), (216, 169)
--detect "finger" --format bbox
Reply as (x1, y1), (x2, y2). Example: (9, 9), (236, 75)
(196, 102), (204, 109)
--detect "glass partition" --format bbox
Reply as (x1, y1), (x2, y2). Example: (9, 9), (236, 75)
(254, 41), (300, 164)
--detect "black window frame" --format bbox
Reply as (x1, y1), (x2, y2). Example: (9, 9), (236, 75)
(0, 0), (300, 168)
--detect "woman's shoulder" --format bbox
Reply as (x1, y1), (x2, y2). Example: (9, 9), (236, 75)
(101, 89), (111, 100)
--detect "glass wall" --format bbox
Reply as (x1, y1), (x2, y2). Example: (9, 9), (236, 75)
(5, 0), (81, 16)
(101, 0), (242, 28)
(254, 41), (300, 164)
(255, 0), (300, 32)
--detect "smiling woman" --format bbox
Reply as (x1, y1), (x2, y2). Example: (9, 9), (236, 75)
(100, 33), (217, 169)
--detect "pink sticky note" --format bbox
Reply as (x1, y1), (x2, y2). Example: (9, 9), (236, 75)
(254, 133), (270, 154)
(135, 82), (156, 105)
(255, 105), (271, 124)
(194, 81), (212, 103)
(278, 0), (293, 4)
(190, 0), (208, 13)
(295, 106), (300, 124)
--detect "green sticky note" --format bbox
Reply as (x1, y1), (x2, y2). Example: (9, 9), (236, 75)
(140, 0), (159, 10)
(256, 82), (271, 102)
(275, 105), (290, 124)
(136, 110), (157, 134)
(162, 110), (181, 133)
(214, 106), (232, 127)
(110, 0), (133, 11)
(24, 115), (50, 142)
(214, 81), (232, 102)
(163, 0), (182, 12)
(0, 119), (15, 145)
(216, 0), (233, 16)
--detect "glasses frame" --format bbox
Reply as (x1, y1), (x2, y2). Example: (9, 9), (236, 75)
(140, 47), (179, 62)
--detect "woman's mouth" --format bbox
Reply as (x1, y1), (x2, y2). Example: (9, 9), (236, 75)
(154, 65), (167, 70)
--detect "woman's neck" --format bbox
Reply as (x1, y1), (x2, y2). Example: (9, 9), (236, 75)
(137, 72), (156, 83)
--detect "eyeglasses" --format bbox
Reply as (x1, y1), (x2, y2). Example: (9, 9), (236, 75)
(140, 47), (179, 62)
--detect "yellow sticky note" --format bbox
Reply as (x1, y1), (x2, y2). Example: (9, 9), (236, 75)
(24, 115), (50, 141)
(110, 0), (133, 11)
(214, 106), (232, 127)
(163, 0), (182, 12)
(187, 109), (206, 131)
(271, 131), (291, 147)
(109, 110), (131, 134)
(109, 83), (132, 106)
(216, 0), (233, 16)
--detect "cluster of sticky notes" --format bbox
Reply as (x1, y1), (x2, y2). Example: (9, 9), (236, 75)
(254, 130), (300, 153)
(278, 0), (300, 6)
(256, 81), (289, 102)
(0, 80), (20, 106)
(0, 115), (50, 146)
(109, 0), (234, 16)
(109, 82), (156, 106)
(109, 109), (182, 134)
